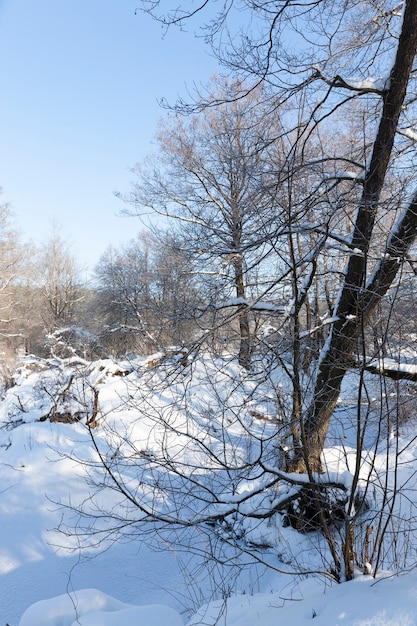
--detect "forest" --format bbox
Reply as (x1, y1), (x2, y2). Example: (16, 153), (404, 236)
(4, 0), (417, 605)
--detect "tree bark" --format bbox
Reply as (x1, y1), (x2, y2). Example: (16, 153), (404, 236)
(234, 254), (251, 369)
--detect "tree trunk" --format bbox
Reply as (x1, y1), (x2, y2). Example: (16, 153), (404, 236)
(231, 204), (251, 369)
(291, 0), (417, 472)
(234, 257), (251, 369)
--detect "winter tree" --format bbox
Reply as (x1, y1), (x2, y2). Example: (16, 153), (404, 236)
(18, 225), (89, 357)
(65, 0), (417, 586)
(94, 231), (198, 356)
(137, 0), (417, 471)
(126, 79), (290, 368)
(0, 193), (29, 372)
(37, 226), (85, 333)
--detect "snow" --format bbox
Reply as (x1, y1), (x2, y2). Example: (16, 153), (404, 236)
(19, 589), (183, 626)
(341, 76), (389, 92)
(189, 574), (417, 625)
(2, 355), (417, 625)
(402, 128), (417, 142)
(367, 356), (417, 375)
(215, 297), (285, 312)
(314, 67), (390, 94)
(326, 170), (364, 182)
(17, 573), (417, 626)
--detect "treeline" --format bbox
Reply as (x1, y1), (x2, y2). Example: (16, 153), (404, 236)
(5, 0), (417, 582)
(2, 75), (417, 377)
(0, 213), (199, 362)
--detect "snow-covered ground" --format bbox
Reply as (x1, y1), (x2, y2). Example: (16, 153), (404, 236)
(2, 354), (417, 625)
(17, 573), (417, 626)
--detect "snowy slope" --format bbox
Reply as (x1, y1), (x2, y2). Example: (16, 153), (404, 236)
(1, 355), (417, 625)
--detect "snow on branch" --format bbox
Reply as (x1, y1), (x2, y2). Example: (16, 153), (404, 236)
(324, 171), (365, 185)
(358, 357), (417, 381)
(399, 127), (417, 142)
(315, 68), (389, 95)
(214, 298), (285, 313)
(300, 316), (339, 339)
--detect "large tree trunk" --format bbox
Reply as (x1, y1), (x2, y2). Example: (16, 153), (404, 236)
(291, 0), (417, 473)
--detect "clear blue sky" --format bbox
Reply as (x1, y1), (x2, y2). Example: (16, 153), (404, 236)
(0, 0), (218, 272)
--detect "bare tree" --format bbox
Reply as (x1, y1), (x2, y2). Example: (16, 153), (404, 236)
(36, 226), (85, 333)
(0, 193), (30, 375)
(16, 225), (89, 357)
(126, 79), (288, 368)
(137, 0), (417, 470)
(94, 231), (198, 356)
(60, 0), (417, 587)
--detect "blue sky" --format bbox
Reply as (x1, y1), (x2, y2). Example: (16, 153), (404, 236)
(0, 0), (218, 272)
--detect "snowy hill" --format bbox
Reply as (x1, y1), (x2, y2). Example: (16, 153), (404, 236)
(1, 354), (417, 625)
